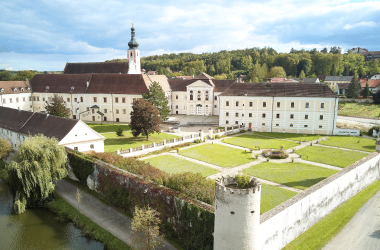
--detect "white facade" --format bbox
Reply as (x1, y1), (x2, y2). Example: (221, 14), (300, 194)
(1, 92), (31, 111)
(127, 48), (141, 74)
(214, 176), (261, 250)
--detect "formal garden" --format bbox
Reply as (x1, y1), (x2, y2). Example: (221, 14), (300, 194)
(223, 134), (299, 150)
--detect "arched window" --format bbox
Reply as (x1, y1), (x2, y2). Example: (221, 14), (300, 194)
(190, 90), (193, 101)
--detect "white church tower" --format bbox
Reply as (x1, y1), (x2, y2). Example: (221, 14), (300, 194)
(214, 176), (261, 250)
(127, 23), (141, 74)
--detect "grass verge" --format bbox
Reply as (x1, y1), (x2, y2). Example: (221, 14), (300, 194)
(86, 123), (131, 133)
(143, 155), (218, 177)
(179, 143), (255, 168)
(296, 146), (369, 168)
(283, 179), (380, 250)
(254, 132), (321, 142)
(48, 194), (131, 250)
(102, 131), (181, 152)
(319, 136), (376, 152)
(338, 102), (380, 118)
(224, 134), (298, 150)
(244, 162), (338, 190)
(261, 183), (298, 214)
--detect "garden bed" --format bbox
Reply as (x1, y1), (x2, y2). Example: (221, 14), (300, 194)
(262, 149), (288, 159)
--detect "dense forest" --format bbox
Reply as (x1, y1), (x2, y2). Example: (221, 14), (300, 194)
(109, 46), (380, 82)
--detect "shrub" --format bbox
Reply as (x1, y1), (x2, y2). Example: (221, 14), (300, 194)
(203, 136), (207, 141)
(116, 127), (124, 136)
(67, 150), (95, 183)
(367, 126), (380, 136)
(215, 135), (220, 139)
(262, 149), (289, 159)
(235, 174), (252, 189)
(0, 138), (12, 160)
(175, 147), (180, 153)
(255, 154), (259, 159)
(193, 139), (202, 144)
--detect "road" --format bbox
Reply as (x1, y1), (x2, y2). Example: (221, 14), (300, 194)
(323, 189), (380, 250)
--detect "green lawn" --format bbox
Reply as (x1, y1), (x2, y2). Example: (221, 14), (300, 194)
(261, 183), (297, 214)
(338, 102), (380, 118)
(296, 146), (369, 168)
(179, 144), (255, 168)
(254, 132), (321, 142)
(223, 134), (298, 150)
(86, 123), (131, 133)
(284, 179), (380, 250)
(319, 136), (376, 152)
(143, 155), (218, 177)
(102, 132), (181, 152)
(244, 162), (338, 190)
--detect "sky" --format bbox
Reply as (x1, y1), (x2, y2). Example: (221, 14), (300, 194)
(1, 0), (379, 71)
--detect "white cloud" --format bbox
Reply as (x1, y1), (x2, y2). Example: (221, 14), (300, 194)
(5, 67), (13, 70)
(343, 21), (378, 30)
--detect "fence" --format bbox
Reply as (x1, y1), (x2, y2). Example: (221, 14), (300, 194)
(188, 122), (219, 126)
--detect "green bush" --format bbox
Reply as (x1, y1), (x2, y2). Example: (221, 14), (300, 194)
(116, 127), (124, 136)
(235, 174), (252, 189)
(67, 150), (95, 183)
(367, 126), (380, 136)
(215, 135), (220, 139)
(193, 139), (202, 144)
(0, 138), (12, 160)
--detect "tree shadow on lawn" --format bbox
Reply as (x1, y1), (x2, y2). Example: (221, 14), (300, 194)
(361, 145), (376, 151)
(281, 177), (327, 190)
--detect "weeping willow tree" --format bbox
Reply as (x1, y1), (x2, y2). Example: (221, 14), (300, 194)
(5, 134), (67, 214)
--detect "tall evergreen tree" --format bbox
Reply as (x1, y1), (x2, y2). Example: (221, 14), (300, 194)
(45, 94), (71, 118)
(299, 70), (306, 78)
(130, 99), (161, 141)
(142, 81), (170, 121)
(363, 83), (370, 99)
(346, 75), (360, 98)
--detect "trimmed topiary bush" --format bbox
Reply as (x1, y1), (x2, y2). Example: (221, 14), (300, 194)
(262, 149), (289, 159)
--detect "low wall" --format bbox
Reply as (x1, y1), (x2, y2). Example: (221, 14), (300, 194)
(339, 98), (374, 103)
(333, 127), (361, 136)
(259, 152), (380, 250)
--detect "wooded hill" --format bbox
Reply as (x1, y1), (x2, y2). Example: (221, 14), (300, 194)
(108, 47), (380, 82)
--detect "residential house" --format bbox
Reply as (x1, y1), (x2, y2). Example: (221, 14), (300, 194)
(0, 81), (32, 111)
(324, 76), (353, 94)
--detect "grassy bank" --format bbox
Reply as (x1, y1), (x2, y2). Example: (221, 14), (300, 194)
(86, 123), (131, 133)
(338, 102), (380, 118)
(283, 179), (380, 250)
(48, 194), (131, 250)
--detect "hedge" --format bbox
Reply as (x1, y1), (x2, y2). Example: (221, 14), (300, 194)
(67, 150), (94, 183)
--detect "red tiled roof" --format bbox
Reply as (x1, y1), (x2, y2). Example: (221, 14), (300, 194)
(30, 74), (91, 93)
(86, 74), (148, 94)
(63, 62), (129, 74)
(361, 79), (380, 88)
(220, 82), (337, 98)
(0, 81), (31, 94)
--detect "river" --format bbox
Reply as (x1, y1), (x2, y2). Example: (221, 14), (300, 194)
(0, 179), (104, 250)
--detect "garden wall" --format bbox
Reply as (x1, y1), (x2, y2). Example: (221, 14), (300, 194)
(259, 152), (380, 250)
(338, 98), (374, 103)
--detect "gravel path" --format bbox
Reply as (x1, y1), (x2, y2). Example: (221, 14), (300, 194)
(323, 189), (380, 250)
(56, 180), (176, 250)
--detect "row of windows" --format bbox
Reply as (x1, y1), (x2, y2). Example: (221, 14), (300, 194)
(225, 101), (325, 109)
(2, 97), (27, 104)
(87, 108), (127, 114)
(224, 120), (324, 129)
(226, 112), (324, 120)
(33, 96), (135, 104)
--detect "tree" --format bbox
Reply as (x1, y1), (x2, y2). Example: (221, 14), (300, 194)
(240, 55), (253, 71)
(13, 70), (36, 81)
(369, 59), (380, 75)
(130, 99), (160, 141)
(142, 81), (170, 121)
(266, 66), (286, 79)
(5, 134), (67, 214)
(0, 71), (14, 81)
(0, 138), (12, 160)
(299, 70), (306, 78)
(363, 83), (370, 99)
(373, 90), (380, 104)
(346, 75), (361, 99)
(45, 94), (71, 118)
(131, 205), (163, 250)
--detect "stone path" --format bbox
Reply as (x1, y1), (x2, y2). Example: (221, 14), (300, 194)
(323, 189), (380, 250)
(56, 180), (176, 250)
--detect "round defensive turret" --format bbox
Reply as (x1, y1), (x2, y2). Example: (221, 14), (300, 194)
(214, 176), (261, 250)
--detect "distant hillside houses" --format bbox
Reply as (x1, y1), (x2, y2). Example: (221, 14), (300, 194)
(350, 47), (380, 62)
(0, 24), (343, 135)
(0, 106), (105, 152)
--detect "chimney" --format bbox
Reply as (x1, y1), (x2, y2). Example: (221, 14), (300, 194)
(192, 75), (194, 78)
(86, 81), (90, 87)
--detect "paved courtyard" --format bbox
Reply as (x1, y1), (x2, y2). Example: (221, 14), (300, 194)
(166, 114), (219, 125)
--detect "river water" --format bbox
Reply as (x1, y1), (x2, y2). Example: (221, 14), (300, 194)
(0, 180), (104, 250)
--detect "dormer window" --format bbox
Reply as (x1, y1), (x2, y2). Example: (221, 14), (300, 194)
(13, 88), (17, 92)
(46, 86), (50, 90)
(71, 86), (75, 90)
(26, 87), (30, 91)
(0, 88), (4, 93)
(20, 87), (24, 92)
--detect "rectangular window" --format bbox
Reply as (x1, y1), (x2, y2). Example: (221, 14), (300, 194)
(236, 101), (239, 107)
(103, 97), (107, 103)
(262, 123), (265, 126)
(276, 114), (280, 118)
(305, 115), (309, 119)
(123, 109), (126, 114)
(104, 109), (107, 113)
(277, 102), (280, 108)
(249, 113), (252, 117)
(235, 113), (238, 117)
(290, 114), (294, 119)
(321, 103), (325, 109)
(80, 97), (83, 102)
(235, 121), (238, 125)
(320, 115), (324, 120)
(29, 97), (32, 101)
(122, 98), (126, 103)
(116, 109), (119, 114)
(226, 101), (229, 106)
(262, 113), (266, 118)
(176, 95), (178, 100)
(94, 97), (97, 102)
(214, 105), (217, 108)
(263, 102), (266, 107)
(23, 97), (25, 102)
(16, 97), (19, 102)
(74, 98), (78, 102)
(74, 147), (78, 151)
(249, 102), (253, 107)
(67, 98), (70, 102)
(2, 99), (5, 104)
(37, 97), (39, 101)
(92, 109), (94, 114)
(226, 112), (229, 117)
(226, 120), (229, 124)
(319, 125), (323, 128)
(115, 97), (119, 103)
(290, 123), (293, 127)
(176, 105), (178, 109)
(305, 102), (309, 108)
(304, 125), (308, 128)
(9, 98), (12, 103)
(276, 124), (279, 126)
(215, 96), (217, 101)
(291, 102), (294, 108)
(90, 144), (94, 149)
(87, 107), (90, 111)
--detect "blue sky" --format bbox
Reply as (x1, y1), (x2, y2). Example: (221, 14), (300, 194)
(1, 0), (379, 71)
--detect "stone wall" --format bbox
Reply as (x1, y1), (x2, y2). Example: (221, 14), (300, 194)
(259, 152), (380, 250)
(339, 98), (374, 103)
